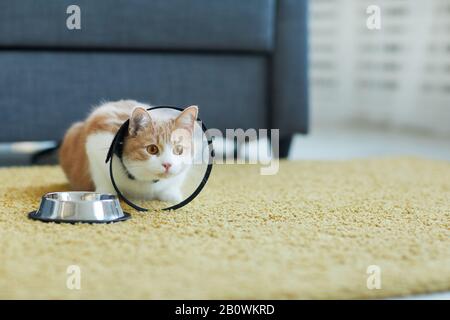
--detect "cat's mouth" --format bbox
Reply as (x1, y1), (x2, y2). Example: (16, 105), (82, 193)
(157, 171), (174, 178)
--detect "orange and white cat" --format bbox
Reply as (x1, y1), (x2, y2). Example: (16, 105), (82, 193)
(59, 100), (198, 202)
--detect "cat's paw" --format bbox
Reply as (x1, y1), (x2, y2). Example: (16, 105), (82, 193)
(95, 185), (117, 196)
(157, 190), (183, 203)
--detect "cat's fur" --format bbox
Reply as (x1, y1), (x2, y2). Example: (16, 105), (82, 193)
(59, 100), (198, 203)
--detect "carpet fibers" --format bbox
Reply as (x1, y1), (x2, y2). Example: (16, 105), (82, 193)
(0, 158), (449, 299)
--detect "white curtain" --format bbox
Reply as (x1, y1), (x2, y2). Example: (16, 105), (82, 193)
(310, 0), (450, 136)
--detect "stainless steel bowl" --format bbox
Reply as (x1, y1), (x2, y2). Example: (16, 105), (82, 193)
(28, 192), (131, 223)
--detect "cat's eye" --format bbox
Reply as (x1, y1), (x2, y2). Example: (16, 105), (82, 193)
(146, 144), (159, 155)
(173, 145), (183, 155)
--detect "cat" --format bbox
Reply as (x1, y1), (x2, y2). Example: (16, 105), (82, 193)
(59, 100), (198, 203)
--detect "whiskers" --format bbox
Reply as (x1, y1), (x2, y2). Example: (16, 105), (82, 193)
(122, 163), (147, 170)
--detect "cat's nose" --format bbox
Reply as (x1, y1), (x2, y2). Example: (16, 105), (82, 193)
(162, 163), (172, 172)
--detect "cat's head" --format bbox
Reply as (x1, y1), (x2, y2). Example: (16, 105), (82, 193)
(122, 106), (198, 181)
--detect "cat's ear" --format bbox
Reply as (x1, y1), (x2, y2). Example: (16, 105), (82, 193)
(175, 105), (198, 131)
(129, 107), (152, 136)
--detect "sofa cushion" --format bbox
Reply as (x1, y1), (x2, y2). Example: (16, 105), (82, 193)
(0, 0), (275, 52)
(0, 51), (267, 142)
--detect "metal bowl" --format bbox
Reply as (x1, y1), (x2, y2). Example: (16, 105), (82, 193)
(28, 192), (130, 223)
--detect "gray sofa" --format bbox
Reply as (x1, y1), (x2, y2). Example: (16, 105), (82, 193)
(0, 0), (308, 159)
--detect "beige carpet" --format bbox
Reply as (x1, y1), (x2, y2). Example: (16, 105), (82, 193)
(0, 157), (449, 299)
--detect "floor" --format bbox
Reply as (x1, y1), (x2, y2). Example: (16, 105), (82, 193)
(289, 125), (450, 161)
(1, 158), (449, 299)
(290, 125), (450, 300)
(0, 126), (449, 299)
